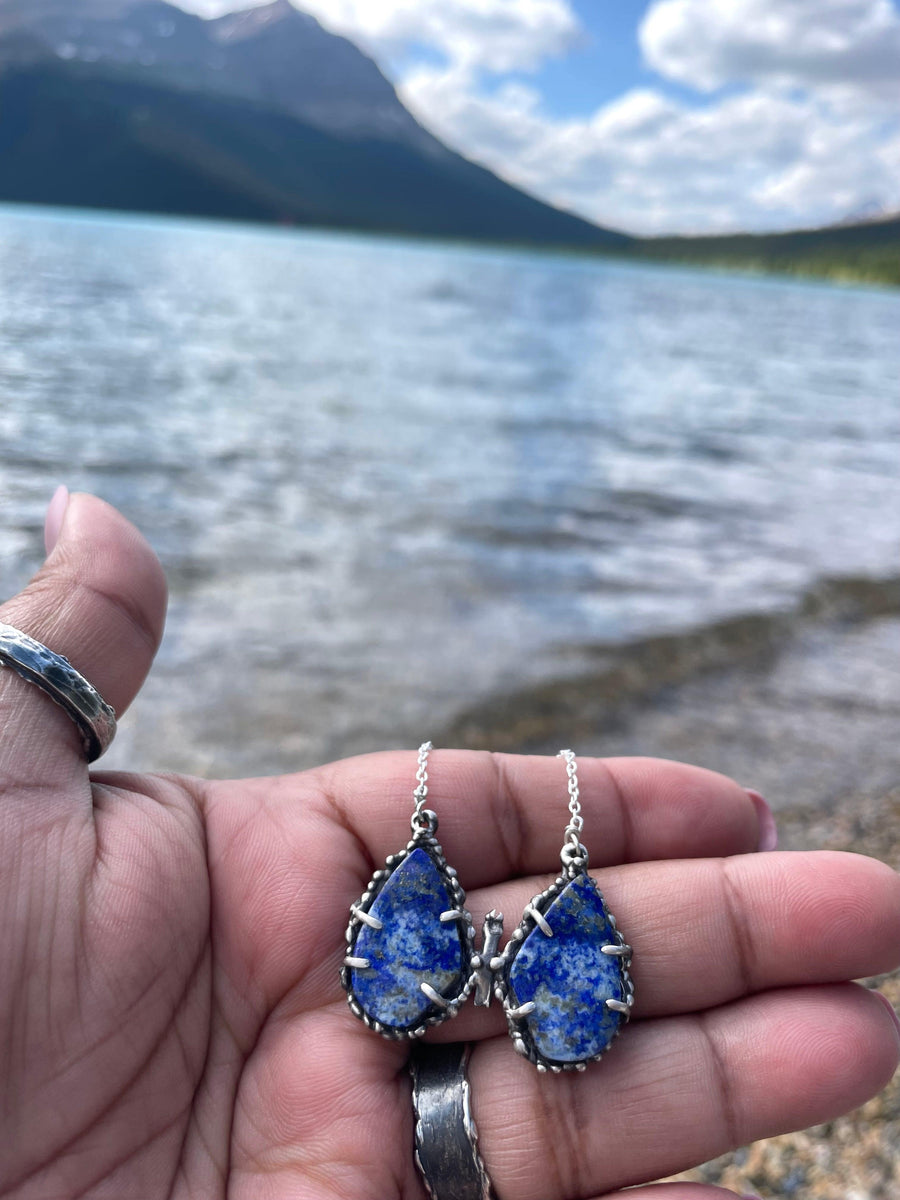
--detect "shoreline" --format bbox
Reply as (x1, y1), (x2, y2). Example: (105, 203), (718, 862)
(2, 200), (897, 291)
(444, 571), (900, 812)
(107, 568), (900, 796)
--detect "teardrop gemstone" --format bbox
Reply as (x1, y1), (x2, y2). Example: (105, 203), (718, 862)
(350, 847), (468, 1031)
(508, 873), (627, 1064)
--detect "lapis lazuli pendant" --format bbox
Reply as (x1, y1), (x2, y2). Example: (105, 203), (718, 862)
(342, 810), (475, 1038)
(499, 865), (634, 1072)
(497, 748), (635, 1072)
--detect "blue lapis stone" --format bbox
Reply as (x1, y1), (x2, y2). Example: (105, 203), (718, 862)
(508, 873), (626, 1064)
(351, 847), (467, 1030)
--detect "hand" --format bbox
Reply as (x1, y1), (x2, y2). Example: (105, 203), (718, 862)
(1, 493), (898, 1200)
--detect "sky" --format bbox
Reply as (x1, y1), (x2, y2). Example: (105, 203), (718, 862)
(175, 0), (900, 236)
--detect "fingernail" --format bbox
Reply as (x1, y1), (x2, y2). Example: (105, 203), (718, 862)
(746, 789), (778, 851)
(874, 990), (900, 1042)
(44, 486), (69, 556)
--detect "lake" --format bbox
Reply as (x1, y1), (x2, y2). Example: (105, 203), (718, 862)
(1, 204), (899, 776)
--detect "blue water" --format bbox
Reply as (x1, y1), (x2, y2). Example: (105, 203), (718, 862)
(1, 205), (898, 773)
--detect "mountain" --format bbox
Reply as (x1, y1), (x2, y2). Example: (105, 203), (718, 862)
(208, 1), (443, 151)
(0, 0), (630, 248)
(0, 0), (442, 150)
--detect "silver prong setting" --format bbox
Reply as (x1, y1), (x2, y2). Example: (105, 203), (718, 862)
(506, 1001), (536, 1019)
(605, 998), (632, 1015)
(601, 944), (631, 957)
(440, 909), (466, 923)
(526, 906), (553, 937)
(420, 982), (450, 1009)
(352, 906), (383, 930)
(344, 956), (371, 969)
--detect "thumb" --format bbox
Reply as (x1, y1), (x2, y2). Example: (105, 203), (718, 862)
(0, 490), (167, 792)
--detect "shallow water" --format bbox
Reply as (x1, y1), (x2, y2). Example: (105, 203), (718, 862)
(1, 205), (898, 774)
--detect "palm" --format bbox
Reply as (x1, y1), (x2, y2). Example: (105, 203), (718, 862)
(1, 494), (899, 1200)
(2, 761), (415, 1200)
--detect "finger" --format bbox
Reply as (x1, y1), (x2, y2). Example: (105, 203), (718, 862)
(231, 985), (897, 1199)
(471, 983), (900, 1200)
(229, 1018), (745, 1200)
(0, 491), (166, 791)
(435, 848), (900, 1040)
(314, 751), (767, 888)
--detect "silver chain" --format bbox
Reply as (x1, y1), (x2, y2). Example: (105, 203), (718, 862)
(413, 744), (585, 859)
(558, 748), (587, 867)
(412, 740), (433, 830)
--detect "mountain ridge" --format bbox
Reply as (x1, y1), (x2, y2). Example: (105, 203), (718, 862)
(0, 0), (630, 247)
(0, 0), (439, 148)
(0, 58), (632, 246)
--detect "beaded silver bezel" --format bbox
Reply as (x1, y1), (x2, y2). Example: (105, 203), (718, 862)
(497, 864), (635, 1073)
(341, 818), (476, 1040)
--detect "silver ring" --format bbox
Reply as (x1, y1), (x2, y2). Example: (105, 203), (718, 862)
(0, 623), (117, 762)
(410, 1043), (496, 1200)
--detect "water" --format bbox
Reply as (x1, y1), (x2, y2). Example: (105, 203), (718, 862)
(1, 204), (899, 775)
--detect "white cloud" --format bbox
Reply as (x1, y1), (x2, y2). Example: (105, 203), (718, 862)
(400, 66), (900, 234)
(173, 0), (900, 234)
(641, 0), (900, 98)
(176, 0), (581, 72)
(174, 0), (267, 15)
(396, 0), (900, 233)
(301, 0), (581, 72)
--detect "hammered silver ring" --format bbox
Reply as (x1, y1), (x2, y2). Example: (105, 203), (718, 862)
(411, 1042), (496, 1200)
(0, 622), (117, 761)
